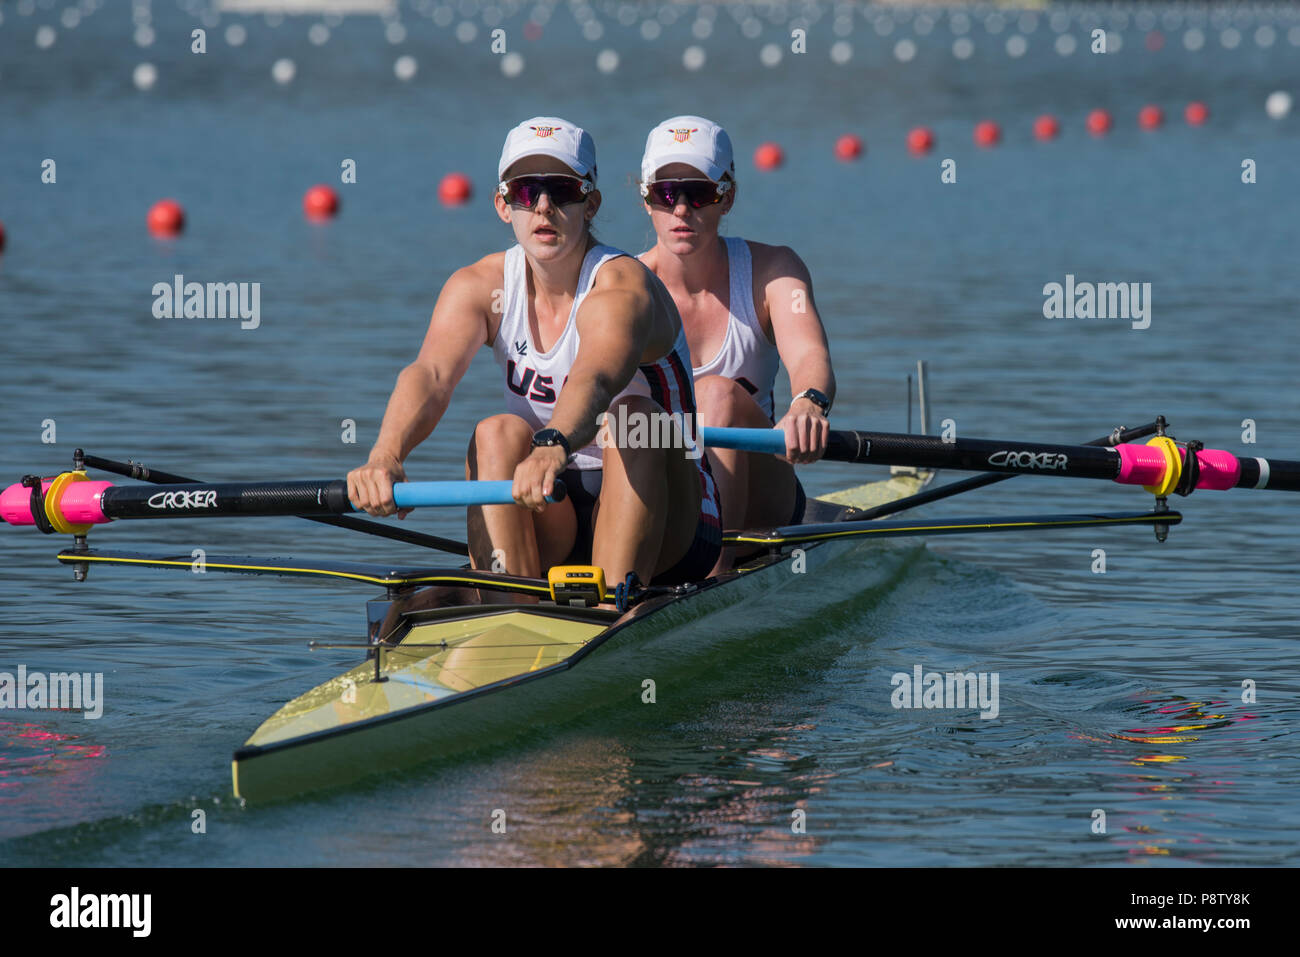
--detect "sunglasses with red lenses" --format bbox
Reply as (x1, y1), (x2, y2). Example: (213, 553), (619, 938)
(641, 178), (730, 210)
(498, 174), (593, 208)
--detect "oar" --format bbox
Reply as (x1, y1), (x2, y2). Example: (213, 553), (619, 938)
(831, 421), (1161, 522)
(700, 425), (1300, 495)
(723, 508), (1183, 549)
(1, 476), (567, 530)
(78, 451), (470, 556)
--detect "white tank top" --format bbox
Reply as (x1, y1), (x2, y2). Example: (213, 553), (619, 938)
(492, 243), (705, 472)
(689, 237), (781, 422)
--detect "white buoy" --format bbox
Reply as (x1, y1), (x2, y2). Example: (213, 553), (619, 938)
(394, 55), (417, 81)
(595, 48), (618, 74)
(271, 58), (296, 85)
(683, 45), (706, 71)
(501, 51), (524, 77)
(1265, 90), (1292, 120)
(132, 62), (157, 91)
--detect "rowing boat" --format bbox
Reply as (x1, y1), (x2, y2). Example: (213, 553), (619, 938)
(227, 469), (933, 801)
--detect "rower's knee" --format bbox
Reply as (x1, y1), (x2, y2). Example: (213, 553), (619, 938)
(693, 375), (761, 428)
(467, 414), (532, 478)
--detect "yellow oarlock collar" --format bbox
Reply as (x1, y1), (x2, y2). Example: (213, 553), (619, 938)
(1142, 436), (1182, 498)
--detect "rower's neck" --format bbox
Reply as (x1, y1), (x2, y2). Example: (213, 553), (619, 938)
(527, 235), (596, 305)
(653, 234), (727, 295)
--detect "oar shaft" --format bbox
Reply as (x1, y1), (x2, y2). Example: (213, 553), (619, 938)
(704, 426), (1300, 493)
(1, 478), (565, 527)
(79, 452), (471, 555)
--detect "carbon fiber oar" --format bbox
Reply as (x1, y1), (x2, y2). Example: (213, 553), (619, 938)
(702, 424), (1300, 495)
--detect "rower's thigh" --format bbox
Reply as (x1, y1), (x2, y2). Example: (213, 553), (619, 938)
(532, 499), (577, 569)
(693, 375), (772, 429)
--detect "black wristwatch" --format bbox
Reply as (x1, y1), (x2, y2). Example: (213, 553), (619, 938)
(794, 388), (832, 417)
(531, 428), (572, 459)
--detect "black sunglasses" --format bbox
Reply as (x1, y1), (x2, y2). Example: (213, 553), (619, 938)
(498, 174), (593, 208)
(641, 178), (730, 210)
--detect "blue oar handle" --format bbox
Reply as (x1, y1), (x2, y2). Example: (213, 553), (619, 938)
(701, 426), (788, 456)
(391, 479), (567, 508)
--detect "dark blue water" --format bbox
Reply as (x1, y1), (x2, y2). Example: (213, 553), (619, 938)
(2, 1), (1299, 865)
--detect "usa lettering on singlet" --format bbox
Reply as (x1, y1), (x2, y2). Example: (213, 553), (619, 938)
(687, 237), (781, 422)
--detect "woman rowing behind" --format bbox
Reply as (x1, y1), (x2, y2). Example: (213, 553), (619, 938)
(348, 117), (721, 589)
(637, 116), (835, 574)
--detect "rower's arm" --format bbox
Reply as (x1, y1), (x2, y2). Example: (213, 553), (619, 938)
(761, 245), (836, 407)
(349, 266), (490, 515)
(551, 278), (653, 451)
(370, 266), (490, 465)
(760, 245), (835, 463)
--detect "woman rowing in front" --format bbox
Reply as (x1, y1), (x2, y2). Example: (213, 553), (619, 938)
(347, 117), (720, 590)
(637, 116), (835, 574)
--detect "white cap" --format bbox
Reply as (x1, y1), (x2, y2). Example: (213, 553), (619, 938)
(641, 116), (735, 184)
(498, 117), (597, 183)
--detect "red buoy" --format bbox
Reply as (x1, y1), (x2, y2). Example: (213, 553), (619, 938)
(906, 127), (935, 155)
(147, 199), (185, 238)
(973, 120), (1001, 148)
(1185, 101), (1209, 126)
(1138, 105), (1164, 130)
(834, 134), (864, 161)
(0, 220), (6, 253)
(1033, 114), (1061, 141)
(438, 172), (473, 206)
(1145, 31), (1165, 51)
(753, 142), (784, 171)
(303, 185), (340, 221)
(1086, 109), (1114, 137)
(523, 21), (543, 42)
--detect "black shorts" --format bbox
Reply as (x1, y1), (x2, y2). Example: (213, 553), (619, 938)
(558, 467), (722, 586)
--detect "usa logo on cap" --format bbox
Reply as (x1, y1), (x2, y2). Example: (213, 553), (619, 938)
(670, 127), (698, 143)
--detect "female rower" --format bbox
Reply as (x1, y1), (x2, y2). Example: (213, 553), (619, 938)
(637, 116), (835, 573)
(347, 117), (720, 591)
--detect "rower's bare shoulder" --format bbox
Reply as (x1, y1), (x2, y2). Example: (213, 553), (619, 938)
(445, 251), (507, 302)
(589, 255), (658, 304)
(747, 240), (812, 287)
